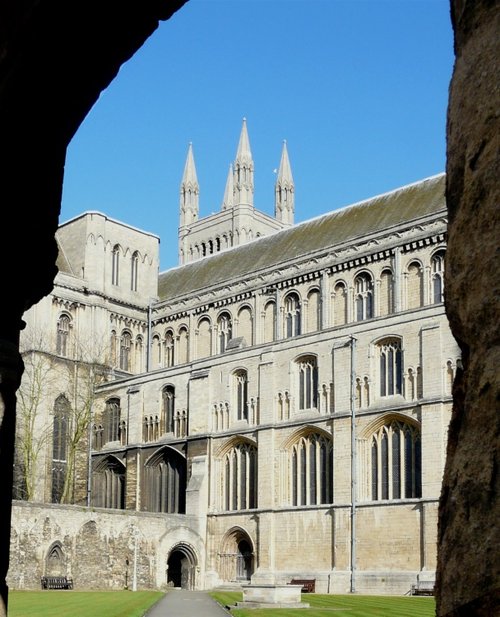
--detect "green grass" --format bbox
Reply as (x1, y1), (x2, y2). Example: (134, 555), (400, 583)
(209, 591), (436, 617)
(8, 590), (165, 617)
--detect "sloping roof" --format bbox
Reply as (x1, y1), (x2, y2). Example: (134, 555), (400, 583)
(55, 238), (74, 275)
(158, 174), (446, 301)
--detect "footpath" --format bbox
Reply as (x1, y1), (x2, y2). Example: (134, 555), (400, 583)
(145, 589), (231, 616)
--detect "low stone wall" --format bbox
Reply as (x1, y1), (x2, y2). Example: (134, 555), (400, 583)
(8, 501), (204, 591)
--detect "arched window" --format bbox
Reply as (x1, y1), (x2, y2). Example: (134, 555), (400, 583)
(56, 314), (71, 357)
(354, 272), (373, 321)
(370, 420), (421, 500)
(119, 331), (132, 371)
(222, 442), (257, 511)
(52, 395), (70, 503)
(289, 432), (332, 506)
(284, 292), (301, 337)
(131, 251), (139, 291)
(110, 329), (117, 366)
(197, 317), (211, 359)
(144, 448), (186, 514)
(92, 456), (125, 509)
(104, 398), (121, 443)
(165, 330), (175, 367)
(218, 312), (232, 353)
(307, 289), (320, 332)
(162, 385), (175, 434)
(431, 250), (445, 303)
(237, 306), (253, 345)
(263, 301), (276, 343)
(152, 333), (162, 369)
(111, 244), (120, 286)
(234, 370), (248, 421)
(297, 355), (318, 410)
(379, 338), (403, 397)
(333, 282), (347, 326)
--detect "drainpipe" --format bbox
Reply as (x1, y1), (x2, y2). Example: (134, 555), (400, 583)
(350, 336), (357, 594)
(146, 300), (152, 372)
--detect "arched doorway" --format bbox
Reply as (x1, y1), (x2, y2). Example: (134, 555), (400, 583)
(219, 527), (255, 582)
(166, 544), (197, 590)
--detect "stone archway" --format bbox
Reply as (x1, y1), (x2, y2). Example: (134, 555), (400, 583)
(218, 527), (255, 583)
(166, 543), (197, 590)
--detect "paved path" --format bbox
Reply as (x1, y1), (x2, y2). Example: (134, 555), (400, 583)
(145, 589), (231, 616)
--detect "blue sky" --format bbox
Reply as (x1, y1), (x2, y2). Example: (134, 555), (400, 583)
(60, 0), (454, 272)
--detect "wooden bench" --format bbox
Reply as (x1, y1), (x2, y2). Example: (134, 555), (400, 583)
(410, 580), (435, 596)
(41, 576), (73, 590)
(289, 578), (316, 593)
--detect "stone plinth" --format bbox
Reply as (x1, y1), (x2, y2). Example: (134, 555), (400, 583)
(235, 584), (308, 609)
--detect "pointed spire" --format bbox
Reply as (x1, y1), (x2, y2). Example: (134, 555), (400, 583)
(221, 163), (234, 210)
(275, 140), (295, 225)
(233, 117), (254, 207)
(179, 142), (199, 227)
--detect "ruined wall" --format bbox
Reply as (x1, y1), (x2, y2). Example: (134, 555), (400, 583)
(436, 1), (500, 615)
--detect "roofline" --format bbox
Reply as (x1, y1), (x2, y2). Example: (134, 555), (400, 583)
(58, 211), (160, 241)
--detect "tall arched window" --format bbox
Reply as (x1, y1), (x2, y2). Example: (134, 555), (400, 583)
(52, 395), (70, 503)
(354, 272), (373, 321)
(218, 312), (232, 353)
(165, 330), (175, 367)
(162, 386), (175, 434)
(119, 331), (132, 371)
(263, 301), (276, 343)
(131, 251), (139, 291)
(333, 282), (347, 326)
(407, 261), (424, 309)
(56, 314), (71, 357)
(379, 338), (403, 397)
(297, 355), (318, 410)
(104, 398), (121, 443)
(144, 447), (186, 514)
(289, 432), (332, 506)
(379, 269), (393, 316)
(111, 244), (120, 286)
(284, 292), (301, 337)
(92, 456), (125, 509)
(370, 420), (421, 500)
(234, 370), (248, 421)
(431, 250), (445, 304)
(222, 442), (257, 511)
(307, 289), (320, 332)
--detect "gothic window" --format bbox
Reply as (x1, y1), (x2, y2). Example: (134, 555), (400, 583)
(162, 386), (175, 434)
(234, 370), (249, 421)
(135, 336), (144, 372)
(46, 543), (65, 577)
(51, 395), (70, 503)
(110, 330), (117, 366)
(104, 398), (121, 443)
(379, 269), (394, 316)
(237, 306), (253, 345)
(284, 292), (301, 337)
(119, 331), (132, 371)
(165, 330), (175, 367)
(152, 334), (162, 369)
(92, 456), (125, 509)
(218, 312), (232, 353)
(56, 314), (71, 357)
(297, 355), (318, 410)
(354, 272), (374, 321)
(144, 448), (186, 513)
(379, 338), (403, 397)
(289, 432), (332, 506)
(111, 244), (120, 286)
(431, 250), (445, 304)
(222, 442), (257, 511)
(370, 420), (421, 500)
(131, 251), (139, 291)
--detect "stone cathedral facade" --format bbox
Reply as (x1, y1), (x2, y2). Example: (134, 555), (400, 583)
(9, 120), (459, 595)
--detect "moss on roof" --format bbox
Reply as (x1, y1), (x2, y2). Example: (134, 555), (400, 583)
(158, 174), (446, 301)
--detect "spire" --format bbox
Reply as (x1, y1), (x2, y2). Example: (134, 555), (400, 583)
(179, 142), (199, 226)
(275, 140), (295, 225)
(233, 117), (254, 207)
(221, 163), (234, 210)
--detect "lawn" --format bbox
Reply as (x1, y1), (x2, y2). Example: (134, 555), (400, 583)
(8, 590), (165, 617)
(209, 591), (436, 617)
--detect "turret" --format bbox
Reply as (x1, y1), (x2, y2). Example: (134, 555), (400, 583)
(233, 118), (254, 207)
(275, 140), (294, 225)
(221, 163), (234, 211)
(179, 142), (199, 227)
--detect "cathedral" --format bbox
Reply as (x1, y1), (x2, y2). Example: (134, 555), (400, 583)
(9, 119), (459, 595)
